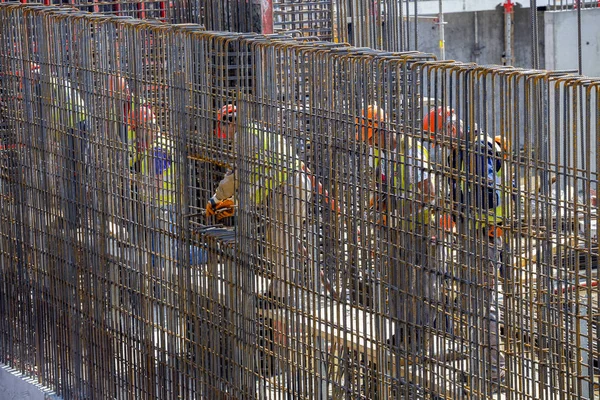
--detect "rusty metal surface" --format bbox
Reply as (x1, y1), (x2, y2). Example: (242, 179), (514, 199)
(0, 4), (599, 399)
(0, 0), (264, 28)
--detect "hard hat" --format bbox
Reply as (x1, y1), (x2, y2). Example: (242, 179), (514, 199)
(356, 104), (387, 142)
(218, 104), (237, 121)
(423, 106), (458, 141)
(127, 104), (156, 131)
(494, 135), (507, 151)
(494, 135), (510, 159)
(215, 104), (237, 139)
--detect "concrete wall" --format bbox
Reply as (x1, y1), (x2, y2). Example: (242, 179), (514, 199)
(544, 8), (600, 77)
(415, 0), (532, 14)
(415, 6), (545, 69)
(0, 364), (59, 400)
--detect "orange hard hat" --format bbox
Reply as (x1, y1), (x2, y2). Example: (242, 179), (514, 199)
(356, 104), (387, 142)
(216, 104), (237, 139)
(494, 135), (509, 156)
(423, 106), (458, 141)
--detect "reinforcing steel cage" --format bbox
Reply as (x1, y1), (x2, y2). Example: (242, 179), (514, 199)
(0, 4), (599, 400)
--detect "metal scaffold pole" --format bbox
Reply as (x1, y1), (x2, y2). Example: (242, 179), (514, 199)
(438, 0), (446, 60)
(504, 0), (515, 66)
(261, 0), (273, 34)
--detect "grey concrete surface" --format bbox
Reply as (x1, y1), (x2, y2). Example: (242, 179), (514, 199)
(544, 8), (600, 78)
(0, 364), (59, 400)
(415, 6), (545, 69)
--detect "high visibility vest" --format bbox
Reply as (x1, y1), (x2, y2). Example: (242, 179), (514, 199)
(50, 77), (86, 128)
(128, 131), (139, 170)
(461, 134), (507, 228)
(372, 138), (432, 230)
(249, 124), (301, 205)
(140, 134), (175, 207)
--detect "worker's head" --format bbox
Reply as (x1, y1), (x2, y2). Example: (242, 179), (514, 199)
(494, 135), (509, 158)
(356, 104), (387, 145)
(216, 104), (237, 140)
(108, 74), (130, 101)
(128, 104), (158, 150)
(423, 106), (463, 147)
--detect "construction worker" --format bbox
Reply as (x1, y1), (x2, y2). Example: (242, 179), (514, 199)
(357, 105), (438, 353)
(215, 103), (236, 140)
(108, 75), (134, 157)
(133, 104), (206, 267)
(423, 106), (507, 391)
(206, 104), (312, 306)
(206, 104), (313, 395)
(18, 63), (89, 230)
(46, 71), (91, 232)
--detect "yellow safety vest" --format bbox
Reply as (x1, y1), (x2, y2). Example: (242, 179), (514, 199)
(50, 77), (86, 128)
(140, 134), (175, 207)
(461, 135), (507, 229)
(250, 124), (301, 205)
(372, 138), (432, 230)
(126, 98), (138, 169)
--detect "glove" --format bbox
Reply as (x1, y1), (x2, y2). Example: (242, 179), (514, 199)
(205, 196), (220, 217)
(215, 199), (235, 220)
(206, 197), (235, 218)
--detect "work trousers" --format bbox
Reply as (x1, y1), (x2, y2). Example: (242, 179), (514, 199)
(260, 170), (313, 397)
(460, 228), (505, 385)
(265, 170), (313, 303)
(389, 221), (447, 346)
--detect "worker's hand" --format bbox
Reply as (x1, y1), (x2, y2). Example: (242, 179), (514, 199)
(215, 199), (235, 221)
(205, 196), (220, 217)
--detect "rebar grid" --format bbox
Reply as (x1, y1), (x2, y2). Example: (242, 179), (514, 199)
(0, 4), (599, 399)
(0, 0), (265, 28)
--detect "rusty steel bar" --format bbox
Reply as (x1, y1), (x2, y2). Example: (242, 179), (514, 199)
(1, 3), (600, 400)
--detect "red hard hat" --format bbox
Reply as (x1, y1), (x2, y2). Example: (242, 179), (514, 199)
(127, 104), (156, 131)
(215, 104), (237, 139)
(423, 106), (457, 141)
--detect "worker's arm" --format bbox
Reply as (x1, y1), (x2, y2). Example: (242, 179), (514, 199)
(213, 169), (237, 201)
(153, 145), (171, 192)
(408, 145), (434, 205)
(206, 169), (237, 218)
